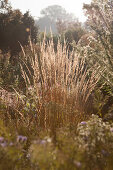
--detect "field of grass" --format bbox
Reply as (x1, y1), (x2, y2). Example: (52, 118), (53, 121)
(0, 37), (113, 170)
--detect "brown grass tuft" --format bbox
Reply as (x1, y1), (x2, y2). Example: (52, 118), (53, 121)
(19, 36), (100, 128)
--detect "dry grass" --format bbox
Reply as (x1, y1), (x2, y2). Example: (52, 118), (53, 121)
(19, 36), (100, 129)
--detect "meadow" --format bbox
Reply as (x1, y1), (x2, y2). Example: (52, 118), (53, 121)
(0, 0), (113, 169)
(0, 35), (113, 169)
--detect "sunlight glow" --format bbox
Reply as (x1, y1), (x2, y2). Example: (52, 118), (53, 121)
(9, 0), (91, 22)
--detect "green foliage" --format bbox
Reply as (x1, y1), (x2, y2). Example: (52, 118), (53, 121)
(0, 54), (23, 89)
(28, 115), (113, 170)
(77, 0), (113, 117)
(76, 115), (113, 169)
(0, 0), (113, 169)
(92, 86), (113, 119)
(83, 0), (113, 88)
(64, 27), (86, 51)
(0, 116), (28, 169)
(0, 8), (38, 90)
(0, 10), (38, 58)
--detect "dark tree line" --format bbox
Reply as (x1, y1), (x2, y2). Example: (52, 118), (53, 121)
(0, 1), (38, 61)
(0, 0), (38, 90)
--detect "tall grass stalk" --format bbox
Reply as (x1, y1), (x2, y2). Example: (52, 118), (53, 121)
(20, 36), (100, 129)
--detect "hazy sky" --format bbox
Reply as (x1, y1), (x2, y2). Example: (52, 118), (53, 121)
(9, 0), (91, 22)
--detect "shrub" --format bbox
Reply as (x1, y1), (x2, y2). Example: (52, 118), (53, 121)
(76, 114), (113, 169)
(29, 115), (113, 170)
(19, 37), (100, 129)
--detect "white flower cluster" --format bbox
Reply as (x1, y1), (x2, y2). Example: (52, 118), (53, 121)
(76, 115), (113, 153)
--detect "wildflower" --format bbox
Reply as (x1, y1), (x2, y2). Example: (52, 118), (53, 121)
(0, 141), (7, 147)
(110, 128), (113, 132)
(9, 142), (13, 146)
(83, 136), (88, 142)
(0, 137), (4, 142)
(40, 140), (47, 145)
(34, 114), (37, 118)
(33, 139), (47, 145)
(46, 138), (52, 143)
(26, 153), (30, 158)
(0, 137), (8, 147)
(101, 150), (109, 157)
(74, 161), (82, 167)
(80, 121), (86, 125)
(17, 135), (27, 143)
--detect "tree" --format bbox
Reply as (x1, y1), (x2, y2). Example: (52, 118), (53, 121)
(0, 10), (38, 60)
(56, 16), (80, 34)
(83, 0), (113, 87)
(36, 15), (57, 33)
(0, 9), (38, 90)
(0, 0), (11, 13)
(82, 0), (113, 116)
(64, 26), (86, 50)
(36, 5), (78, 34)
(40, 5), (71, 22)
